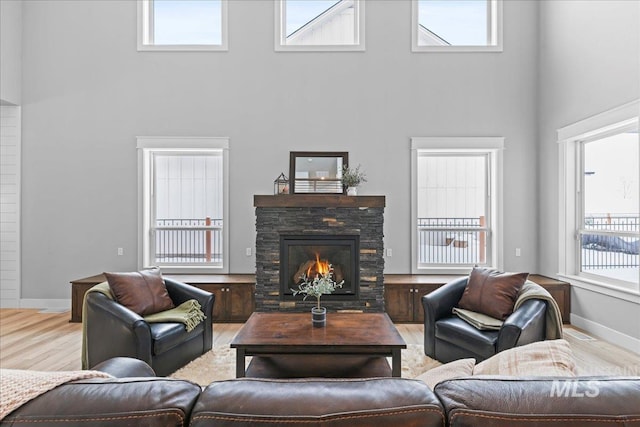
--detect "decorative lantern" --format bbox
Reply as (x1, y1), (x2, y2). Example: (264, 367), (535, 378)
(274, 172), (289, 195)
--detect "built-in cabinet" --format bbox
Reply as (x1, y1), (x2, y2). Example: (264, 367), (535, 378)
(71, 272), (569, 325)
(384, 274), (571, 324)
(184, 279), (255, 323)
(70, 274), (255, 323)
(384, 275), (455, 323)
(70, 274), (103, 323)
(385, 283), (444, 323)
(527, 274), (572, 323)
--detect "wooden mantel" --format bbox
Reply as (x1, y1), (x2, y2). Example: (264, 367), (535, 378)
(254, 195), (385, 208)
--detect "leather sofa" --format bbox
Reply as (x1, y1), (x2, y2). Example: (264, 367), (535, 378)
(3, 357), (639, 426)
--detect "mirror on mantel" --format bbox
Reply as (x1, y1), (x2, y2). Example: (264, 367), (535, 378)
(289, 151), (349, 194)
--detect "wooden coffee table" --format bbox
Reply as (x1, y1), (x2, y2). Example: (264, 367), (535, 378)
(230, 312), (407, 378)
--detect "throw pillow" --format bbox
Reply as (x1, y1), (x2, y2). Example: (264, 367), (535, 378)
(457, 267), (529, 320)
(415, 358), (476, 390)
(473, 339), (577, 377)
(104, 268), (175, 316)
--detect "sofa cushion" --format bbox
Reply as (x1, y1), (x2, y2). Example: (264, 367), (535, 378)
(473, 339), (577, 377)
(104, 268), (175, 316)
(415, 358), (476, 390)
(2, 377), (201, 426)
(436, 316), (499, 360)
(151, 321), (204, 356)
(434, 377), (640, 426)
(458, 267), (528, 320)
(191, 378), (445, 427)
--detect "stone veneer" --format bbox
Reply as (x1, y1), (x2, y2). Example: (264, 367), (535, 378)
(254, 195), (385, 312)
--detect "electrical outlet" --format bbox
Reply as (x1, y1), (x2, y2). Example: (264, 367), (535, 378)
(515, 248), (521, 257)
(246, 247), (252, 256)
(117, 247), (124, 256)
(386, 248), (393, 257)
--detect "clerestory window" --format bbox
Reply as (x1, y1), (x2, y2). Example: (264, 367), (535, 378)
(412, 0), (502, 52)
(275, 0), (365, 51)
(138, 0), (228, 51)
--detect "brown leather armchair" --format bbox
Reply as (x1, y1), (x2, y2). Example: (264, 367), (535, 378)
(85, 278), (214, 376)
(422, 276), (546, 363)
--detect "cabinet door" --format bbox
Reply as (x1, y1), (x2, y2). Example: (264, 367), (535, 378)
(194, 284), (225, 321)
(227, 285), (255, 322)
(385, 285), (414, 323)
(206, 285), (226, 321)
(413, 284), (442, 323)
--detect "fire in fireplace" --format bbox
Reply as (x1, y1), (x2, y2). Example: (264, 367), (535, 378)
(280, 235), (359, 301)
(293, 253), (344, 284)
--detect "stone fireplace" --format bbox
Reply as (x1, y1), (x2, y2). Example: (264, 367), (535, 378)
(254, 195), (385, 312)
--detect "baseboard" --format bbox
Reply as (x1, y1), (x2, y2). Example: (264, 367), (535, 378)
(570, 313), (640, 355)
(19, 299), (71, 311)
(0, 299), (20, 309)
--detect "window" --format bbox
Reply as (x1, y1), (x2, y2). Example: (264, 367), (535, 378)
(138, 137), (229, 272)
(558, 101), (639, 295)
(138, 0), (228, 51)
(411, 137), (503, 273)
(275, 0), (365, 51)
(581, 132), (639, 284)
(412, 0), (502, 52)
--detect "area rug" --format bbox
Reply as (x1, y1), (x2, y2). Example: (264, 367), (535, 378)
(169, 344), (441, 386)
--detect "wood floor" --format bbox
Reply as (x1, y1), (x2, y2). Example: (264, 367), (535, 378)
(1, 308), (639, 376)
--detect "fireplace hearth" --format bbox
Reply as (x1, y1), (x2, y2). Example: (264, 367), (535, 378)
(254, 194), (385, 313)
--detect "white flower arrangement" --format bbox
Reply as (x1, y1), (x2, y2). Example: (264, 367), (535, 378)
(291, 266), (344, 309)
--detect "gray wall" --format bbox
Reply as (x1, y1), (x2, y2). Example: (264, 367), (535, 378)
(0, 0), (22, 105)
(538, 1), (640, 341)
(19, 0), (539, 300)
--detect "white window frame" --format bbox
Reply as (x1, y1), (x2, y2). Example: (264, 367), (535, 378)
(137, 0), (228, 51)
(558, 100), (640, 301)
(411, 137), (504, 274)
(275, 0), (365, 52)
(411, 0), (503, 53)
(137, 136), (230, 273)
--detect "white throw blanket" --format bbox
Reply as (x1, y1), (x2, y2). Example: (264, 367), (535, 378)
(514, 280), (564, 339)
(0, 369), (112, 420)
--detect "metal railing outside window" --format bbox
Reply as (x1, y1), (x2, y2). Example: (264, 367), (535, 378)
(153, 218), (223, 265)
(581, 214), (639, 271)
(417, 217), (488, 266)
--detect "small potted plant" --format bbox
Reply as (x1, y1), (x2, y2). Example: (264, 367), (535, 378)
(291, 267), (344, 327)
(341, 164), (367, 196)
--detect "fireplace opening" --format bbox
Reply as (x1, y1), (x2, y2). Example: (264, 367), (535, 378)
(280, 235), (359, 301)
